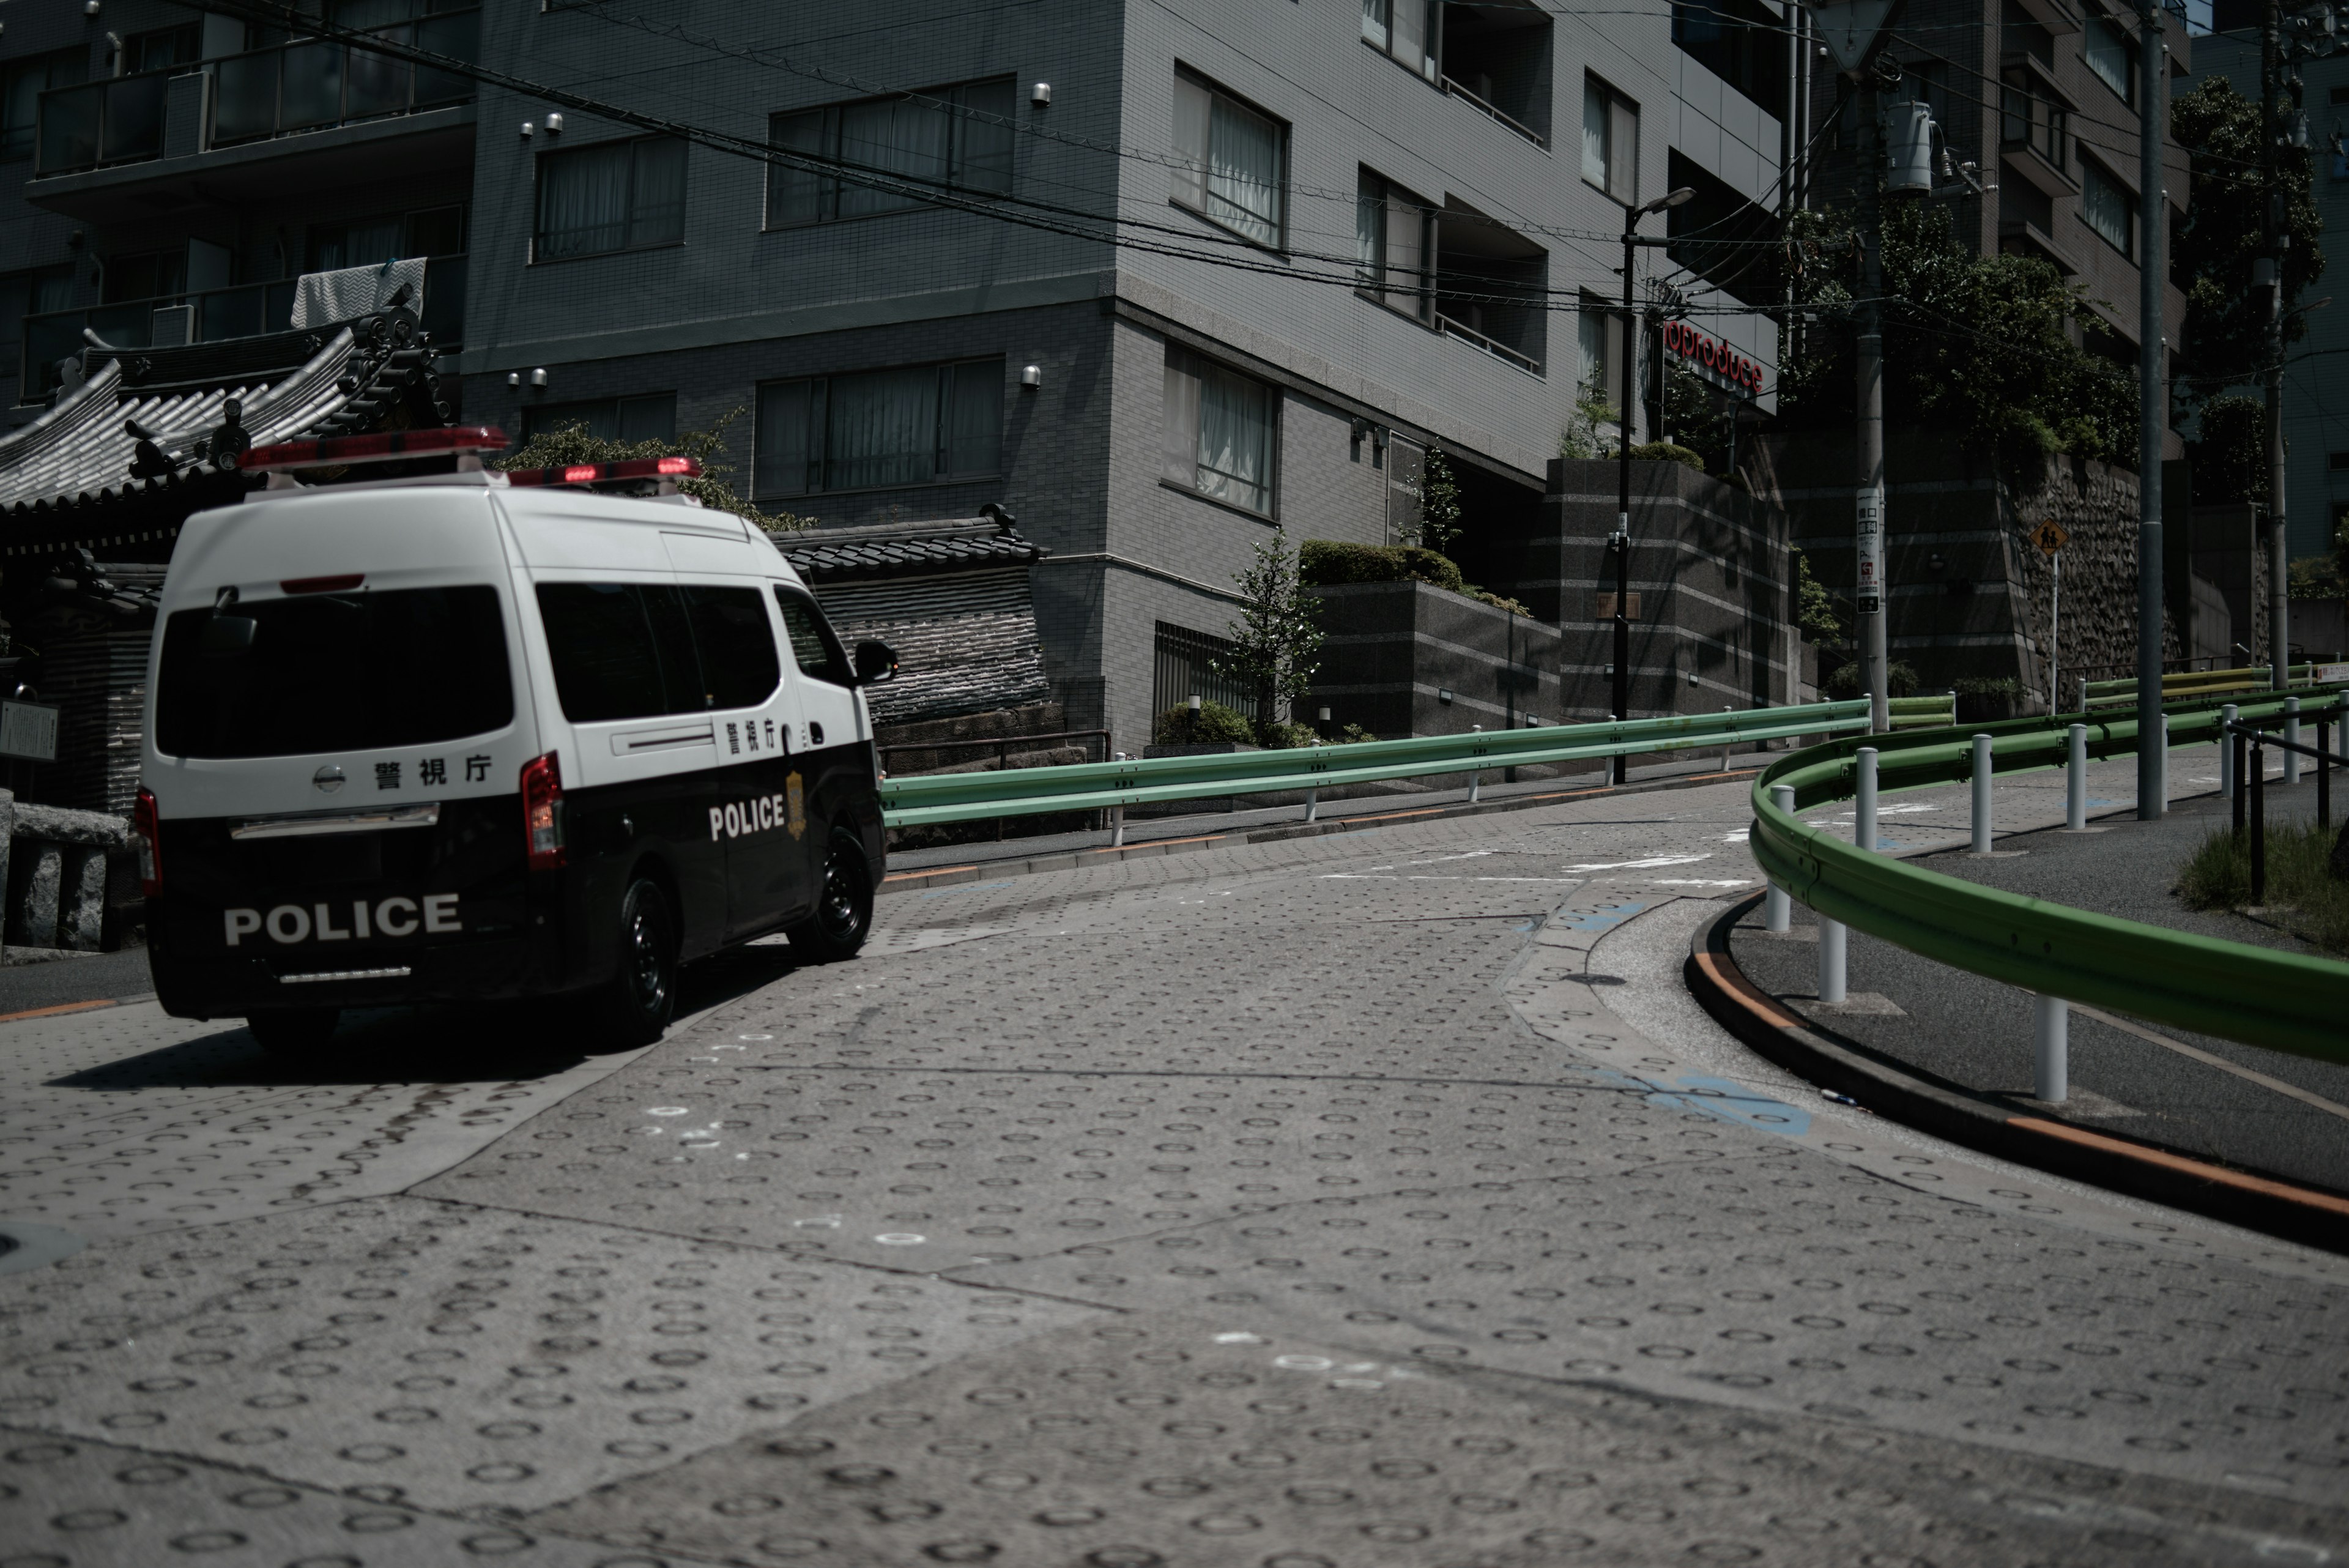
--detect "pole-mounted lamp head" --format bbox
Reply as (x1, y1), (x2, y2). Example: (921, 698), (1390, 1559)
(1641, 187), (1698, 216)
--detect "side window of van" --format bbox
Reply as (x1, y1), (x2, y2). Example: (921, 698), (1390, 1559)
(536, 583), (706, 722)
(774, 588), (853, 687)
(683, 587), (782, 710)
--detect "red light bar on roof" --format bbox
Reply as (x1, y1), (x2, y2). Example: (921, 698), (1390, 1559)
(239, 426), (512, 473)
(503, 456), (702, 488)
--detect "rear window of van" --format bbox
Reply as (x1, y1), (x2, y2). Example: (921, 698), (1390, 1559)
(155, 585), (514, 760)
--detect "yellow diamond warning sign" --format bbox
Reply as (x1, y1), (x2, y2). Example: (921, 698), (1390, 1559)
(2033, 519), (2068, 556)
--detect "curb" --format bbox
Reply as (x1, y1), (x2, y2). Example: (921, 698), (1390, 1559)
(1684, 892), (2349, 1254)
(881, 762), (1769, 895)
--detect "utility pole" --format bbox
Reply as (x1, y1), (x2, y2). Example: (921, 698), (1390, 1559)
(2262, 0), (2291, 694)
(1855, 65), (1889, 734)
(2137, 0), (2167, 816)
(1612, 187), (1694, 784)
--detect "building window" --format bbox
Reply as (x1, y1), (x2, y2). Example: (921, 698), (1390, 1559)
(766, 78), (1015, 228)
(1578, 296), (1623, 408)
(308, 206), (466, 272)
(2000, 75), (2067, 167)
(1356, 169), (1433, 322)
(2084, 15), (2138, 106)
(535, 136), (687, 261)
(0, 265), (74, 378)
(521, 393), (677, 447)
(1171, 71), (1286, 249)
(2, 48), (87, 161)
(1582, 76), (1638, 204)
(2080, 158), (2136, 259)
(1162, 343), (1278, 515)
(1671, 0), (1787, 119)
(124, 23), (201, 73)
(754, 357), (1004, 498)
(1360, 1), (1438, 80)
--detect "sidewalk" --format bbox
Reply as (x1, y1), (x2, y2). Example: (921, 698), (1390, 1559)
(1721, 771), (2349, 1206)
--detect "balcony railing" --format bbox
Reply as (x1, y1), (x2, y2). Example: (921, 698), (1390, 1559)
(35, 70), (171, 176)
(1440, 75), (1546, 148)
(16, 255), (466, 402)
(212, 12), (478, 147)
(1436, 311), (1543, 375)
(31, 10), (478, 176)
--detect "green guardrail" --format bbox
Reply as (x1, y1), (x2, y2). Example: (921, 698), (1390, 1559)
(2081, 661), (2349, 710)
(1886, 693), (1956, 732)
(882, 700), (1876, 829)
(1749, 689), (2349, 1065)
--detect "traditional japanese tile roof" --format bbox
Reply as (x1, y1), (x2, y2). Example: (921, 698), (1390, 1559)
(770, 510), (1047, 585)
(0, 310), (450, 542)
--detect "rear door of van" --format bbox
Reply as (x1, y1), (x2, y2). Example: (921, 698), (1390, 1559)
(143, 485), (543, 1014)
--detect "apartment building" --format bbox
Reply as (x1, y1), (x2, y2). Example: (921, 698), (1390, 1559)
(2192, 8), (2349, 562)
(0, 0), (1797, 745)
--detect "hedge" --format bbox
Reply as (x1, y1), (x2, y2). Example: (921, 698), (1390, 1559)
(1297, 541), (1466, 593)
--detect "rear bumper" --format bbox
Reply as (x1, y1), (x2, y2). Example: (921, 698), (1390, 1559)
(146, 900), (579, 1018)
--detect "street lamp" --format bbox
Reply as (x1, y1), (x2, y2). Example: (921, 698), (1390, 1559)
(1611, 185), (1696, 784)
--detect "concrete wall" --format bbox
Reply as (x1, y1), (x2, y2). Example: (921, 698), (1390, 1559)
(1547, 456), (1797, 721)
(1305, 579), (1564, 738)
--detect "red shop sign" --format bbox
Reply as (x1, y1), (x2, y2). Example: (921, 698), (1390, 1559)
(1661, 319), (1765, 396)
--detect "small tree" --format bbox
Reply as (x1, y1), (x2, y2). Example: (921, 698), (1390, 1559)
(1417, 444), (1463, 557)
(1791, 546), (1841, 644)
(497, 406), (809, 532)
(1560, 379), (1618, 459)
(1212, 527), (1323, 741)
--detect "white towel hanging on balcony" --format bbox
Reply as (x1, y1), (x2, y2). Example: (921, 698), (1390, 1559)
(289, 258), (427, 330)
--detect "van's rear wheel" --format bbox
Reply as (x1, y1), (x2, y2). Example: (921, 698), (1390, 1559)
(788, 827), (874, 963)
(247, 1008), (339, 1057)
(596, 877), (678, 1047)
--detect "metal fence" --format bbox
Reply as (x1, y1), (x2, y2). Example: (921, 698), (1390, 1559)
(1152, 622), (1253, 721)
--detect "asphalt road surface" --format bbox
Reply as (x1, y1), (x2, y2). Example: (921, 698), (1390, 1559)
(2, 745), (2343, 1567)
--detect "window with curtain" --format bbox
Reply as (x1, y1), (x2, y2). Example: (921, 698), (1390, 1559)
(753, 357), (1004, 498)
(2079, 158), (2136, 258)
(2, 48), (87, 160)
(2084, 15), (2138, 106)
(1577, 301), (1611, 400)
(766, 78), (1015, 228)
(1170, 71), (1286, 248)
(534, 136), (687, 260)
(1360, 0), (1438, 80)
(520, 392), (676, 446)
(1582, 76), (1637, 204)
(1356, 168), (1433, 322)
(1162, 343), (1277, 516)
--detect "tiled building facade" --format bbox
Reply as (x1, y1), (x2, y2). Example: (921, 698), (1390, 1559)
(2, 0), (1800, 746)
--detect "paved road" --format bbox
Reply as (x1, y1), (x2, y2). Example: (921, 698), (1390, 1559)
(2, 743), (2344, 1566)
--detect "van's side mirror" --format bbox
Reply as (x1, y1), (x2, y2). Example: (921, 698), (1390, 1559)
(853, 640), (898, 685)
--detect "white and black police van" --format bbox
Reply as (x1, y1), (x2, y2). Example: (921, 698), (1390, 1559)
(131, 426), (897, 1054)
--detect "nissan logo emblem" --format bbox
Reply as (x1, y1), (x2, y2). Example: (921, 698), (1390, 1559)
(313, 765), (346, 794)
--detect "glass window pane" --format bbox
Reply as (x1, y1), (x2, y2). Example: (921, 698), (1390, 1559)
(1362, 0), (1389, 47)
(155, 586), (512, 759)
(36, 84), (100, 174)
(278, 39), (343, 131)
(535, 583), (664, 723)
(344, 28), (412, 119)
(768, 109), (829, 226)
(524, 399), (619, 444)
(1171, 75), (1211, 208)
(1583, 83), (1609, 188)
(641, 584), (708, 713)
(954, 77), (1015, 194)
(1391, 0), (1427, 73)
(942, 359), (1003, 476)
(1578, 307), (1608, 394)
(683, 586), (782, 710)
(836, 96), (946, 216)
(413, 10), (477, 105)
(1356, 169), (1382, 286)
(629, 136), (688, 246)
(1162, 345), (1201, 485)
(755, 379), (812, 497)
(824, 363), (938, 489)
(405, 205), (466, 256)
(617, 393), (677, 444)
(1608, 97), (1638, 203)
(212, 50), (278, 144)
(537, 141), (631, 258)
(1196, 362), (1273, 513)
(1384, 192), (1424, 316)
(1206, 94), (1281, 245)
(774, 589), (855, 686)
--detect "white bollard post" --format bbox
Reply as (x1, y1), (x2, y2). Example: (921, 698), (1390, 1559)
(2219, 703), (2238, 800)
(2286, 696), (2303, 786)
(1765, 782), (1794, 932)
(1721, 705), (1734, 773)
(2034, 994), (2068, 1102)
(1818, 917), (1847, 1004)
(1855, 746), (1879, 852)
(2066, 723), (2088, 830)
(1110, 804), (1126, 847)
(1469, 724), (1482, 803)
(1970, 733), (1994, 853)
(2161, 712), (2171, 807)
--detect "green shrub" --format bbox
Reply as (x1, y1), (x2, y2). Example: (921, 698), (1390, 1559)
(1297, 540), (1466, 593)
(1467, 587), (1533, 615)
(1952, 675), (2021, 698)
(1629, 441), (1705, 471)
(2176, 820), (2349, 957)
(1825, 659), (1920, 699)
(1152, 700), (1253, 746)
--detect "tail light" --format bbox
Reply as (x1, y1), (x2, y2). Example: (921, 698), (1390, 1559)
(521, 752), (566, 869)
(132, 787), (162, 896)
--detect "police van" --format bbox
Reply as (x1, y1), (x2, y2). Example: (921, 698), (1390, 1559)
(132, 426), (897, 1054)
